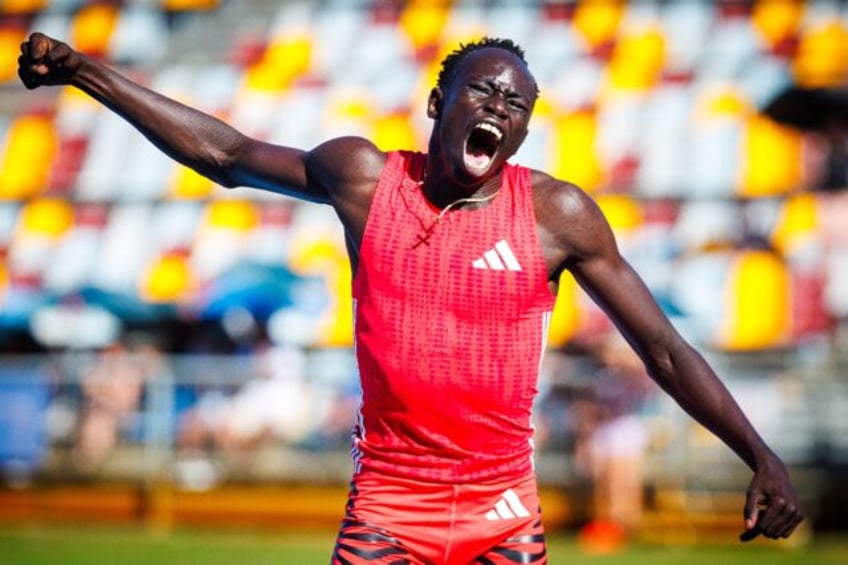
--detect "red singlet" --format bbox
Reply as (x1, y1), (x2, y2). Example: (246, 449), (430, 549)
(351, 151), (556, 484)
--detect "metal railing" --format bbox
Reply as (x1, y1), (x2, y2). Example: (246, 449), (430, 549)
(1, 346), (846, 492)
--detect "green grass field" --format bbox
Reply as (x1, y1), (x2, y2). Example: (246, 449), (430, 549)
(2, 525), (847, 565)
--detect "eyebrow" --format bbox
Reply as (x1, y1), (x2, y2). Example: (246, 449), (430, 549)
(482, 78), (530, 101)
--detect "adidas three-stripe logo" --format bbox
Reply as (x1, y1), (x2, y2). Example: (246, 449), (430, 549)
(472, 239), (522, 271)
(485, 488), (531, 520)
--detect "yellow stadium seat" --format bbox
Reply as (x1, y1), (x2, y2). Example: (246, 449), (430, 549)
(244, 35), (312, 92)
(140, 251), (195, 303)
(572, 0), (625, 52)
(606, 28), (665, 92)
(399, 1), (451, 54)
(169, 164), (215, 199)
(550, 109), (604, 192)
(71, 2), (120, 58)
(771, 193), (819, 256)
(751, 0), (804, 51)
(321, 91), (375, 139)
(317, 257), (353, 348)
(738, 115), (803, 197)
(204, 200), (259, 232)
(792, 20), (848, 87)
(720, 249), (790, 351)
(0, 26), (27, 82)
(288, 230), (352, 347)
(1, 0), (47, 15)
(547, 271), (581, 348)
(17, 198), (74, 239)
(595, 194), (643, 233)
(161, 0), (219, 11)
(0, 113), (57, 199)
(372, 110), (419, 152)
(695, 88), (751, 121)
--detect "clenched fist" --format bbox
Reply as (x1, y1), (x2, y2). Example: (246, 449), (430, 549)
(18, 32), (82, 89)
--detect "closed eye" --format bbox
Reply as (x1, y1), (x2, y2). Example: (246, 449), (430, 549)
(508, 98), (529, 112)
(469, 83), (491, 95)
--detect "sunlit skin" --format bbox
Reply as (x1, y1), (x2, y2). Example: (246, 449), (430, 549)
(18, 32), (803, 542)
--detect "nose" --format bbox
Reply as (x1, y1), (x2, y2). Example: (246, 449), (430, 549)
(484, 94), (509, 119)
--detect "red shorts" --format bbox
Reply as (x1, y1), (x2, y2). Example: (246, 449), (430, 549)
(331, 471), (547, 564)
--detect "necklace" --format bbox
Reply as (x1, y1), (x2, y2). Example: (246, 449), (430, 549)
(432, 191), (498, 222)
(412, 183), (499, 249)
(415, 163), (499, 219)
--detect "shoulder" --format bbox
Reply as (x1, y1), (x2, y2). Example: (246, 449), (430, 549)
(304, 136), (388, 227)
(530, 170), (608, 231)
(307, 136), (387, 187)
(528, 169), (618, 271)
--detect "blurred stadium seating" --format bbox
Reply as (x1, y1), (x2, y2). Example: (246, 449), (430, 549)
(1, 0), (848, 536)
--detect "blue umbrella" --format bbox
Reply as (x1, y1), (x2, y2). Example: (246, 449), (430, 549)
(0, 286), (47, 330)
(196, 262), (319, 322)
(46, 286), (176, 324)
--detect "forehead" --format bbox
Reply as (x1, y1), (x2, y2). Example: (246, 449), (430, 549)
(453, 48), (536, 95)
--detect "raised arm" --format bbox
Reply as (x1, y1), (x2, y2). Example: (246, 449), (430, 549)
(17, 32), (378, 204)
(534, 173), (803, 541)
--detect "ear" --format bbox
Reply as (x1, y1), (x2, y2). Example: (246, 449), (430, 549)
(427, 87), (443, 119)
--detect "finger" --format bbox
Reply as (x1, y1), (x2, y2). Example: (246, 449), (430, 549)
(743, 490), (765, 530)
(755, 503), (782, 538)
(17, 53), (39, 88)
(18, 67), (40, 89)
(29, 32), (49, 59)
(739, 525), (762, 542)
(46, 42), (69, 66)
(772, 502), (803, 539)
(781, 513), (804, 538)
(777, 519), (799, 539)
(758, 497), (800, 539)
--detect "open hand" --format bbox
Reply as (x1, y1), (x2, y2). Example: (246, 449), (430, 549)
(18, 32), (82, 89)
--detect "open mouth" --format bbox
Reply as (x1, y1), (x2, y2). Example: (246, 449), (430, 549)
(464, 122), (503, 176)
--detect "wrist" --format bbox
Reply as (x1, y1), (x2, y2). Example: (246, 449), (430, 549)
(70, 54), (100, 90)
(749, 446), (783, 474)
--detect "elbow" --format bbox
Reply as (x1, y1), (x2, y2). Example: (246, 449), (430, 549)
(192, 144), (243, 188)
(644, 338), (708, 401)
(640, 336), (688, 393)
(214, 173), (241, 189)
(644, 348), (676, 392)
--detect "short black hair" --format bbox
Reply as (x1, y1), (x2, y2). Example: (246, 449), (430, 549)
(436, 37), (538, 96)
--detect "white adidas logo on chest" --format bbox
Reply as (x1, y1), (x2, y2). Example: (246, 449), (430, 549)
(472, 239), (522, 271)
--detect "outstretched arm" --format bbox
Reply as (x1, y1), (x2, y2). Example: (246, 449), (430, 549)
(17, 32), (360, 203)
(536, 175), (803, 541)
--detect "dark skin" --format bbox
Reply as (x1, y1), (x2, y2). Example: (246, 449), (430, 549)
(19, 32), (803, 541)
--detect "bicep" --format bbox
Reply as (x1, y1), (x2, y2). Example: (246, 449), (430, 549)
(560, 196), (683, 361)
(229, 136), (384, 209)
(227, 138), (330, 203)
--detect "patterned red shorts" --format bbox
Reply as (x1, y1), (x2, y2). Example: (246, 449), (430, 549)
(331, 471), (547, 564)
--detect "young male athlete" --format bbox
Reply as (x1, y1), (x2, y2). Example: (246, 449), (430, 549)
(19, 33), (803, 563)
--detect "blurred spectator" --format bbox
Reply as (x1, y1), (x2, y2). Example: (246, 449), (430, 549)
(72, 332), (165, 472)
(574, 333), (655, 551)
(176, 341), (311, 455)
(764, 86), (848, 192)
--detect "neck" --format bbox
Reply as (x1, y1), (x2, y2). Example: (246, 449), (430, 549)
(419, 165), (502, 210)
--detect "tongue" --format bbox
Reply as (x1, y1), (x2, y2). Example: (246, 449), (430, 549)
(465, 150), (492, 175)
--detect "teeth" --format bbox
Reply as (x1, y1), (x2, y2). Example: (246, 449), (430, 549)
(476, 123), (503, 141)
